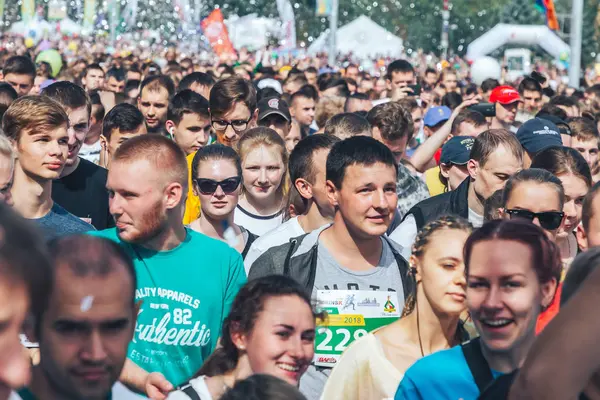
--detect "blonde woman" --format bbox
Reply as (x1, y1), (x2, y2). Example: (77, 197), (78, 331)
(234, 127), (288, 236)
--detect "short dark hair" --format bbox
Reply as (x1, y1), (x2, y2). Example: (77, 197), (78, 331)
(0, 203), (52, 324)
(35, 235), (136, 336)
(326, 136), (398, 189)
(549, 95), (578, 108)
(0, 82), (18, 106)
(367, 102), (414, 141)
(139, 75), (176, 98)
(42, 81), (92, 117)
(209, 76), (256, 117)
(106, 67), (126, 82)
(3, 55), (35, 79)
(102, 103), (145, 140)
(178, 72), (216, 92)
(167, 89), (210, 125)
(386, 59), (415, 80)
(305, 66), (318, 75)
(424, 67), (437, 76)
(221, 374), (306, 400)
(324, 113), (371, 139)
(451, 109), (487, 136)
(536, 104), (568, 121)
(441, 92), (463, 110)
(290, 85), (319, 106)
(125, 80), (140, 94)
(89, 91), (105, 121)
(481, 78), (500, 93)
(531, 146), (592, 188)
(289, 134), (340, 186)
(320, 78), (350, 97)
(518, 77), (543, 94)
(344, 93), (369, 112)
(83, 63), (104, 78)
(470, 129), (523, 167)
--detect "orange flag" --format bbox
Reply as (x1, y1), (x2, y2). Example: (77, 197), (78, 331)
(544, 0), (559, 31)
(201, 9), (235, 56)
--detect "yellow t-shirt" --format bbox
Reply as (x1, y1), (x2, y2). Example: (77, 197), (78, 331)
(425, 166), (446, 196)
(183, 152), (201, 224)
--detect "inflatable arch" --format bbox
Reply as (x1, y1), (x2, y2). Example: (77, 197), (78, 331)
(466, 23), (570, 61)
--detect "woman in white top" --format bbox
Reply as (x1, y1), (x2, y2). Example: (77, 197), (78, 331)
(166, 275), (318, 400)
(321, 216), (472, 400)
(188, 144), (257, 259)
(234, 127), (288, 236)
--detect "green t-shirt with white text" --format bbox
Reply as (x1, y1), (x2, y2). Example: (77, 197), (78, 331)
(89, 228), (246, 386)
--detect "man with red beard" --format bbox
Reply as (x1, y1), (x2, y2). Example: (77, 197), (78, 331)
(90, 134), (246, 392)
(44, 81), (114, 230)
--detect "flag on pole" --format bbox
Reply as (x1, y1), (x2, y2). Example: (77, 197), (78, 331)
(534, 0), (559, 31)
(201, 9), (235, 56)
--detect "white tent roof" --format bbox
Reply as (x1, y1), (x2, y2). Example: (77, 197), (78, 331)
(308, 15), (403, 59)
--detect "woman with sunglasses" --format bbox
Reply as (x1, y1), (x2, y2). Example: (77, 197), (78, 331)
(189, 144), (257, 259)
(531, 146), (592, 267)
(499, 168), (566, 241)
(395, 219), (561, 400)
(499, 168), (565, 333)
(234, 127), (288, 236)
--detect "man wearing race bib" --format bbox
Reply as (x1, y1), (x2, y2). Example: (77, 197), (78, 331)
(90, 135), (246, 391)
(248, 136), (414, 400)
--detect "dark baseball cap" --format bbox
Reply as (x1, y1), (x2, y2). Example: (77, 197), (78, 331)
(258, 97), (291, 122)
(441, 136), (475, 165)
(535, 113), (572, 137)
(516, 118), (563, 154)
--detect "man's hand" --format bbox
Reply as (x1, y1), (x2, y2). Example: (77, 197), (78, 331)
(145, 372), (174, 400)
(390, 86), (414, 101)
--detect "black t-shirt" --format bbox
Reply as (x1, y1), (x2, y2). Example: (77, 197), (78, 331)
(52, 158), (114, 230)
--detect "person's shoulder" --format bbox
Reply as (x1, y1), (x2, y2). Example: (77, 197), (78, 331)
(404, 346), (466, 380)
(74, 158), (108, 180)
(251, 218), (303, 250)
(51, 203), (96, 231)
(186, 229), (242, 258)
(88, 227), (121, 241)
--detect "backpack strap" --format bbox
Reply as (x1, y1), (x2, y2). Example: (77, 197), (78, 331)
(461, 337), (495, 393)
(177, 382), (202, 400)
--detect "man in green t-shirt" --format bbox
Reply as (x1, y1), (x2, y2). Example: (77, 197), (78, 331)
(89, 135), (246, 391)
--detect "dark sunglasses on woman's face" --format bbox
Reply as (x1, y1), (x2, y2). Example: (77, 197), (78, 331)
(195, 177), (241, 195)
(505, 209), (564, 231)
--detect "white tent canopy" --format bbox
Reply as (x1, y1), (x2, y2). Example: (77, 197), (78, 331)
(308, 15), (403, 59)
(466, 23), (570, 61)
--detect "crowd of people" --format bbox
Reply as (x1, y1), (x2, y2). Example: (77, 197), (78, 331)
(1, 43), (600, 400)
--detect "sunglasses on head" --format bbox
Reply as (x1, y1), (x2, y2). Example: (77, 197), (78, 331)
(505, 209), (564, 231)
(194, 177), (241, 195)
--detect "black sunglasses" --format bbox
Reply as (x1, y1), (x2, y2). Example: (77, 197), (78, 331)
(505, 209), (564, 231)
(194, 177), (241, 195)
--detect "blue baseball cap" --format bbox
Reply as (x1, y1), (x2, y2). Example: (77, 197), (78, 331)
(516, 118), (563, 155)
(441, 136), (475, 165)
(424, 106), (452, 127)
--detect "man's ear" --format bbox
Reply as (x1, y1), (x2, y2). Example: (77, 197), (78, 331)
(325, 180), (338, 209)
(295, 178), (313, 200)
(576, 223), (589, 251)
(165, 120), (176, 137)
(164, 182), (184, 210)
(467, 159), (479, 180)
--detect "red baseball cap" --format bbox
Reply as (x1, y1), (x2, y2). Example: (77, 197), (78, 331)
(489, 85), (522, 105)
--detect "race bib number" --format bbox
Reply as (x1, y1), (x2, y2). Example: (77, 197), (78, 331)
(314, 290), (401, 367)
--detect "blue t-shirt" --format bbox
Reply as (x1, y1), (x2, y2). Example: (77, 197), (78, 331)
(395, 345), (503, 400)
(89, 227), (247, 386)
(32, 203), (95, 240)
